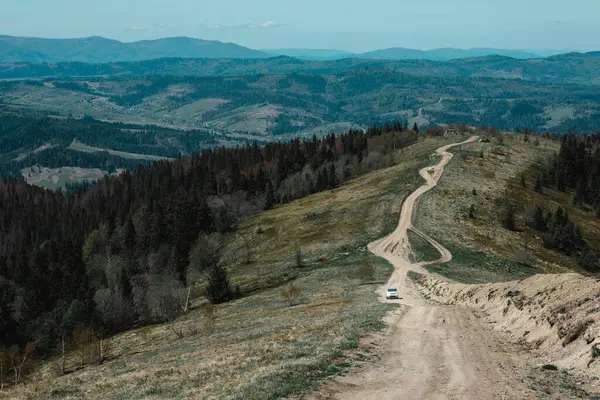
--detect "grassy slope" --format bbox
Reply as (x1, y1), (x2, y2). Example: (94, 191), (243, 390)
(4, 137), (448, 400)
(413, 131), (600, 283)
(68, 139), (172, 161)
(21, 166), (105, 190)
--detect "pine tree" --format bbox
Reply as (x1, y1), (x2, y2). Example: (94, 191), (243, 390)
(264, 181), (275, 210)
(573, 177), (585, 206)
(119, 268), (132, 299)
(501, 201), (516, 231)
(328, 164), (338, 188)
(205, 264), (233, 304)
(535, 174), (543, 194)
(532, 205), (546, 231)
(556, 172), (565, 192)
(123, 217), (137, 272)
(412, 123), (420, 133)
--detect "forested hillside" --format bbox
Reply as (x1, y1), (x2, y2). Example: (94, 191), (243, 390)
(0, 123), (416, 364)
(0, 35), (269, 63)
(0, 111), (224, 182)
(2, 70), (600, 136)
(2, 52), (600, 84)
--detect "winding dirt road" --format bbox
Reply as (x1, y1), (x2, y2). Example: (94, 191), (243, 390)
(310, 137), (533, 400)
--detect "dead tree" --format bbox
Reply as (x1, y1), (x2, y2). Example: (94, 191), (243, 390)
(8, 344), (35, 385)
(0, 346), (5, 390)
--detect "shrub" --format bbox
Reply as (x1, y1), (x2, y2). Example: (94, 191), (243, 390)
(513, 250), (535, 266)
(295, 247), (304, 267)
(281, 282), (301, 306)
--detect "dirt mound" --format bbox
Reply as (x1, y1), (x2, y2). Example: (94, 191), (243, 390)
(413, 272), (600, 381)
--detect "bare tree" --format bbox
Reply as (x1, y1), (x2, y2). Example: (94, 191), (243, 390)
(202, 303), (217, 335)
(185, 234), (223, 311)
(8, 343), (35, 385)
(73, 327), (95, 369)
(60, 334), (66, 375)
(295, 247), (304, 268)
(0, 346), (5, 390)
(240, 236), (254, 265)
(169, 323), (185, 340)
(282, 282), (301, 306)
(95, 329), (108, 365)
(146, 277), (186, 320)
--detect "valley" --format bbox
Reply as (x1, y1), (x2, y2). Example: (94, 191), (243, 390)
(1, 69), (600, 143)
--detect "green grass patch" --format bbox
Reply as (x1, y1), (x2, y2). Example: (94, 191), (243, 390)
(407, 270), (424, 282)
(426, 244), (539, 284)
(408, 230), (441, 263)
(49, 385), (83, 398)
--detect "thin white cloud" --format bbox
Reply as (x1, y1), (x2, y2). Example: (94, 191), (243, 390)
(130, 25), (148, 31)
(152, 22), (168, 28)
(204, 21), (285, 30)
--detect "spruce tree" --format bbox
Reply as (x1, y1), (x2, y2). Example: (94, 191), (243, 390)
(535, 174), (543, 194)
(328, 164), (338, 188)
(123, 217), (137, 271)
(206, 264), (233, 304)
(264, 181), (275, 210)
(532, 205), (546, 231)
(501, 201), (516, 231)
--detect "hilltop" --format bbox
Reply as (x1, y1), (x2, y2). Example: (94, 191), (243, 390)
(0, 35), (270, 63)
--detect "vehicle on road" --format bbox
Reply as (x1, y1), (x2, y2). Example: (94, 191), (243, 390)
(386, 287), (399, 299)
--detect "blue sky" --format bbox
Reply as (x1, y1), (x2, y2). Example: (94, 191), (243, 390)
(1, 0), (598, 51)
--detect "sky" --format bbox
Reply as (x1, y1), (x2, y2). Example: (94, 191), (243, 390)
(1, 0), (599, 52)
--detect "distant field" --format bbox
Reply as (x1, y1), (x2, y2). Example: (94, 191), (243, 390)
(68, 139), (172, 161)
(166, 98), (229, 120)
(297, 122), (364, 137)
(543, 106), (574, 128)
(21, 166), (106, 190)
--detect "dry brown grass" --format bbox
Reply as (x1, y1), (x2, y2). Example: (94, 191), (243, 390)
(414, 132), (582, 278)
(1, 137), (450, 400)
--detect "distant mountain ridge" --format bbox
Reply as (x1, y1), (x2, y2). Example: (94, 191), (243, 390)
(0, 35), (270, 63)
(261, 48), (357, 60)
(263, 47), (546, 61)
(0, 35), (585, 63)
(2, 51), (600, 85)
(357, 47), (541, 60)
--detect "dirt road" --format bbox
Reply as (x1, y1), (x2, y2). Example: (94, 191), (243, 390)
(310, 137), (534, 399)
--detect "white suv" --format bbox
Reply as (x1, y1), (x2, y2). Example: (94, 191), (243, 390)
(386, 288), (399, 299)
